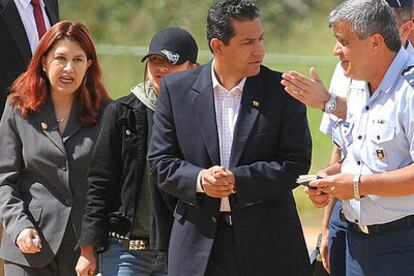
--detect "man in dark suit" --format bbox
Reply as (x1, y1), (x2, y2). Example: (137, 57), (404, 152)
(148, 0), (312, 275)
(0, 0), (59, 117)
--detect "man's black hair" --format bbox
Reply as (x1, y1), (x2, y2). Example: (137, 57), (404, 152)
(206, 0), (260, 52)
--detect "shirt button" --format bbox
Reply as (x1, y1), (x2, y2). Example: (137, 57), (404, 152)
(61, 166), (67, 171)
(211, 216), (217, 224)
(357, 161), (361, 166)
(125, 129), (131, 136)
(377, 135), (380, 140)
(365, 106), (369, 111)
(358, 135), (362, 140)
(354, 219), (359, 223)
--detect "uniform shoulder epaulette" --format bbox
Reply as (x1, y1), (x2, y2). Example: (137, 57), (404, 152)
(402, 65), (414, 88)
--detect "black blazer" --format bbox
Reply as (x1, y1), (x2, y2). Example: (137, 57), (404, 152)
(148, 63), (313, 276)
(0, 0), (59, 117)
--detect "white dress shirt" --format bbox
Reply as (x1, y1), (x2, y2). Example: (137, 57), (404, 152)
(14, 0), (52, 54)
(212, 63), (246, 212)
(196, 61), (246, 212)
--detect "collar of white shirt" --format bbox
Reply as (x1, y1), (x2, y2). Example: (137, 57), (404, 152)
(17, 0), (33, 9)
(210, 59), (247, 92)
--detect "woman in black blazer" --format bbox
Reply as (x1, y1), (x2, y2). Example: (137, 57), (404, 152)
(0, 20), (110, 276)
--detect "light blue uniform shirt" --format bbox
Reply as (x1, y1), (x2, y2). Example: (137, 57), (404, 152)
(339, 48), (414, 226)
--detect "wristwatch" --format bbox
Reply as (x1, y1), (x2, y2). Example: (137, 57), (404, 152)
(323, 93), (337, 114)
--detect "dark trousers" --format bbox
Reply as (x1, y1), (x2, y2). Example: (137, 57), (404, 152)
(4, 223), (78, 276)
(346, 221), (414, 276)
(328, 201), (347, 276)
(204, 215), (240, 276)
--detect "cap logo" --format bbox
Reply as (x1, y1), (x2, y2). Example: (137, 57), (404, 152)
(161, 49), (180, 65)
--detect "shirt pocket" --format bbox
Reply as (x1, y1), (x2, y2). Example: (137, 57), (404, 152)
(367, 125), (396, 170)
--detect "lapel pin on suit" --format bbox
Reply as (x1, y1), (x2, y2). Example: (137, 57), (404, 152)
(252, 100), (260, 108)
(41, 122), (48, 130)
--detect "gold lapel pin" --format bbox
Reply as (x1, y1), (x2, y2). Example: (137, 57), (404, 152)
(41, 122), (48, 130)
(252, 100), (260, 108)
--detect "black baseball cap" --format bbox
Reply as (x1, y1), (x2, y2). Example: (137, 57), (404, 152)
(141, 27), (198, 65)
(386, 0), (413, 7)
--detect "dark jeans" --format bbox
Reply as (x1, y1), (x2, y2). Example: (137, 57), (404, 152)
(328, 201), (347, 276)
(346, 219), (414, 276)
(99, 238), (167, 276)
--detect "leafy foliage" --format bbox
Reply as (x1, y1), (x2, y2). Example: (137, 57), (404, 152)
(60, 0), (342, 49)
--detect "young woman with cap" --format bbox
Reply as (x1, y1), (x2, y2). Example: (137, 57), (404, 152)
(75, 27), (198, 276)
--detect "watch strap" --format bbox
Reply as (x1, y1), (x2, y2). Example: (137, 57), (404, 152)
(353, 174), (362, 201)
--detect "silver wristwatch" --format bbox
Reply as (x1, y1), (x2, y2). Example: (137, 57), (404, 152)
(323, 93), (337, 114)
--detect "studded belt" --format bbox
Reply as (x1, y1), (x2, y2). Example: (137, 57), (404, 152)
(109, 232), (150, 251)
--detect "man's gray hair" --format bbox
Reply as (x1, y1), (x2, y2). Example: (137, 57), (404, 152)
(328, 0), (401, 52)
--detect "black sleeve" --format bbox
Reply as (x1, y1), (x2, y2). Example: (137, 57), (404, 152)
(77, 102), (123, 250)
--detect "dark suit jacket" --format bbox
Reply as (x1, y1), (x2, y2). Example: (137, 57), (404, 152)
(0, 98), (106, 267)
(148, 63), (313, 276)
(0, 0), (59, 117)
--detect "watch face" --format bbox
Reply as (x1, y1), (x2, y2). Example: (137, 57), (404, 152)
(325, 95), (337, 113)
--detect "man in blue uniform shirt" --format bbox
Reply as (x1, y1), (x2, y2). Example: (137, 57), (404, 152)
(283, 1), (414, 275)
(304, 0), (414, 275)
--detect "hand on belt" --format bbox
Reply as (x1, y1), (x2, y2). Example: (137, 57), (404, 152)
(109, 232), (150, 251)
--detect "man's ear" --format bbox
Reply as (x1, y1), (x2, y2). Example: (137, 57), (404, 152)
(210, 38), (224, 56)
(399, 20), (414, 45)
(370, 34), (384, 51)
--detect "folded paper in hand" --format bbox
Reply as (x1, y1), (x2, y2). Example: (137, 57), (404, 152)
(296, 174), (319, 184)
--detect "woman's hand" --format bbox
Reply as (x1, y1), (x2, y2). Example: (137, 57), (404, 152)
(16, 227), (42, 254)
(76, 246), (97, 276)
